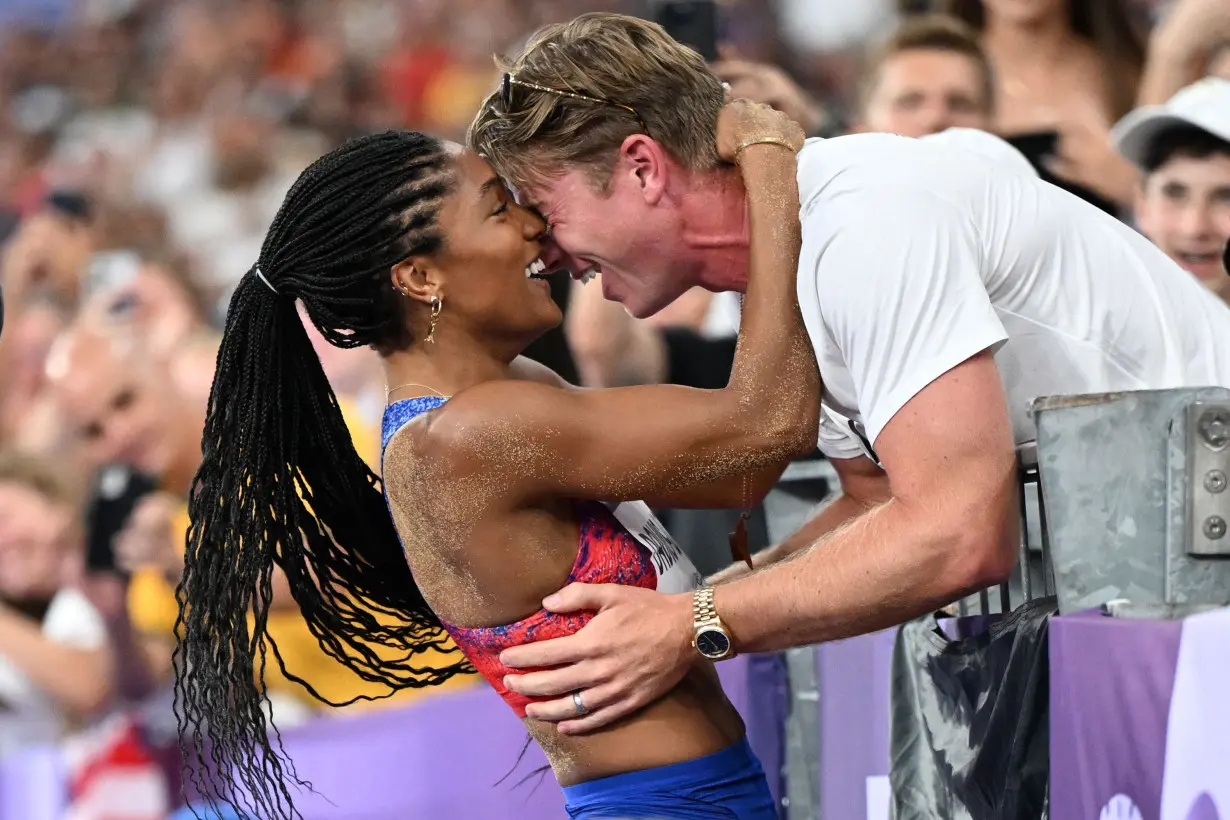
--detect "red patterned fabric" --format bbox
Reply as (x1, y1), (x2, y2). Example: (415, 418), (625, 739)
(442, 501), (658, 718)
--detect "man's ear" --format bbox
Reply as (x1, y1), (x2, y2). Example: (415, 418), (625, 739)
(617, 134), (669, 206)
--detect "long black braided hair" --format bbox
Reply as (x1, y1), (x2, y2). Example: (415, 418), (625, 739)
(174, 131), (473, 819)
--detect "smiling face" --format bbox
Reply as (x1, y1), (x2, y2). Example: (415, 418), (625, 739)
(514, 154), (696, 320)
(465, 14), (728, 318)
(1136, 151), (1230, 287)
(396, 148), (564, 345)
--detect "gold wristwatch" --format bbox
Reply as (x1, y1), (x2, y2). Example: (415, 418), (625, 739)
(691, 586), (735, 661)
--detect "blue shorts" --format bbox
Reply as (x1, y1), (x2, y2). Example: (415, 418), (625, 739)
(562, 737), (777, 819)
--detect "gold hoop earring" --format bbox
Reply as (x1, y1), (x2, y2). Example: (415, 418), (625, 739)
(425, 295), (442, 343)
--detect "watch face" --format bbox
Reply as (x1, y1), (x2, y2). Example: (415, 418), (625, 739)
(696, 626), (731, 659)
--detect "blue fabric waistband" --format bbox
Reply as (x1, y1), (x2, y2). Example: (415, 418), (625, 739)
(562, 737), (759, 800)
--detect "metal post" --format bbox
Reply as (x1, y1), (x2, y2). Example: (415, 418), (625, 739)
(1017, 468), (1033, 603)
(1036, 465), (1053, 597)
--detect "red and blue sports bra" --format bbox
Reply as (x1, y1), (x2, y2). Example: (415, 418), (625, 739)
(381, 396), (705, 717)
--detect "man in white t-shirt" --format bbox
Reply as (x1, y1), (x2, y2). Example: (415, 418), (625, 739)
(467, 12), (1230, 731)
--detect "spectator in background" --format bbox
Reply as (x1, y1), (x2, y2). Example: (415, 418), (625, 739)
(56, 318), (477, 724)
(0, 452), (112, 759)
(81, 251), (213, 360)
(46, 323), (204, 498)
(1113, 77), (1230, 300)
(856, 13), (994, 137)
(0, 195), (94, 453)
(944, 0), (1147, 212)
(1138, 0), (1230, 105)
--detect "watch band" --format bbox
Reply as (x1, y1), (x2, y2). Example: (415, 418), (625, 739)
(693, 586), (719, 626)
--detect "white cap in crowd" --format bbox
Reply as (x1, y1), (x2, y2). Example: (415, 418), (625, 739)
(1112, 77), (1230, 169)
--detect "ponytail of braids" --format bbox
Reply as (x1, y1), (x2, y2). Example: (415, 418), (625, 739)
(175, 132), (472, 820)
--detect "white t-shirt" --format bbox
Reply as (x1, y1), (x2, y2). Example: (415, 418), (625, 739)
(0, 588), (107, 759)
(794, 131), (1230, 462)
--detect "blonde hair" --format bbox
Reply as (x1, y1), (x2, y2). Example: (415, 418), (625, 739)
(0, 451), (84, 541)
(0, 451), (80, 508)
(467, 12), (724, 192)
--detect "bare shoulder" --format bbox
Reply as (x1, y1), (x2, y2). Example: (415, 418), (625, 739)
(417, 378), (569, 468)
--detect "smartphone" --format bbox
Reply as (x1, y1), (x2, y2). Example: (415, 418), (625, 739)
(652, 0), (720, 62)
(85, 464), (159, 575)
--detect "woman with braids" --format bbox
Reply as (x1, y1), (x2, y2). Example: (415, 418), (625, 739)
(177, 94), (818, 819)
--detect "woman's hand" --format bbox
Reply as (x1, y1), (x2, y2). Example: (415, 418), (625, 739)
(715, 99), (805, 164)
(712, 60), (828, 136)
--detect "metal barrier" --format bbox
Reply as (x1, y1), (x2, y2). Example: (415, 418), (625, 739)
(762, 462), (833, 820)
(1032, 387), (1230, 616)
(764, 387), (1230, 818)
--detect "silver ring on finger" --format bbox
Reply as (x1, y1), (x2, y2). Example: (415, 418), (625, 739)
(572, 689), (588, 716)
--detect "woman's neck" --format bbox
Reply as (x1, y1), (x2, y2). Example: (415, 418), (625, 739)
(382, 333), (512, 401)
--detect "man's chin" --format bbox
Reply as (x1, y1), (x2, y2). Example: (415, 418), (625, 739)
(623, 300), (658, 320)
(620, 292), (679, 321)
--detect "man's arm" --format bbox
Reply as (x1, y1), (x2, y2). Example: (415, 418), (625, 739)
(708, 455), (889, 584)
(715, 351), (1018, 651)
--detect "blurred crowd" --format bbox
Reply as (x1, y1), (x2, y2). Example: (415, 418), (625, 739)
(0, 0), (1227, 815)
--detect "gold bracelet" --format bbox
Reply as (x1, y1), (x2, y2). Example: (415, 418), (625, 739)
(734, 136), (797, 160)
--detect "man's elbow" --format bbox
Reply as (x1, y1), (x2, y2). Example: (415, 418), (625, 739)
(935, 486), (1019, 594)
(962, 528), (1018, 591)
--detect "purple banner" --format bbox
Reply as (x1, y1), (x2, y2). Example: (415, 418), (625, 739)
(740, 652), (790, 812)
(1050, 611), (1183, 820)
(8, 609), (1227, 820)
(816, 630), (896, 820)
(1159, 609), (1230, 820)
(0, 654), (783, 820)
(236, 654), (777, 819)
(0, 746), (65, 820)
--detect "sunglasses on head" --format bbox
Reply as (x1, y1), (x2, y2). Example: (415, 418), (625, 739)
(500, 72), (650, 136)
